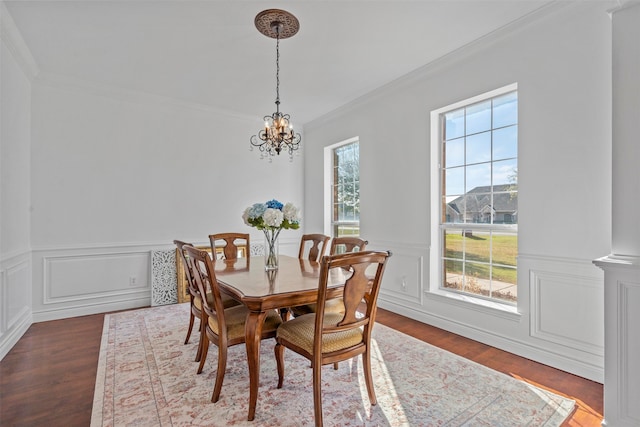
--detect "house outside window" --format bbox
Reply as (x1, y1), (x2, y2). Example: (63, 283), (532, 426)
(431, 84), (518, 305)
(324, 138), (360, 238)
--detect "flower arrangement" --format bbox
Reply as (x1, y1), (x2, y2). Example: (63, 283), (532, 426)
(243, 199), (300, 270)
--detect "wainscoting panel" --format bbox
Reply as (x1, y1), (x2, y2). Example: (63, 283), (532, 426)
(32, 245), (155, 322)
(32, 241), (271, 320)
(43, 251), (150, 304)
(378, 251), (605, 382)
(370, 241), (427, 309)
(4, 259), (31, 329)
(379, 252), (423, 306)
(530, 269), (604, 356)
(0, 252), (32, 361)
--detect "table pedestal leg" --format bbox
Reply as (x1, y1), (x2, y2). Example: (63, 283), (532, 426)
(245, 310), (267, 421)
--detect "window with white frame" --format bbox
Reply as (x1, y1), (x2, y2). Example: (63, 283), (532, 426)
(431, 84), (518, 304)
(324, 138), (360, 238)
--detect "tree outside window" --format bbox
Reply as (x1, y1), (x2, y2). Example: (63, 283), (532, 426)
(332, 141), (360, 237)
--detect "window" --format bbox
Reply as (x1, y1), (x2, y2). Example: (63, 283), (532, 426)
(324, 138), (360, 237)
(431, 84), (518, 305)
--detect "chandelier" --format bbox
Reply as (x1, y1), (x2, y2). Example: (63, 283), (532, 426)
(250, 9), (301, 159)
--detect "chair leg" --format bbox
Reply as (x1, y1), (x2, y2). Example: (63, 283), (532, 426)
(211, 344), (228, 403)
(185, 311), (195, 345)
(194, 318), (203, 363)
(275, 343), (285, 388)
(362, 350), (377, 406)
(312, 360), (323, 427)
(333, 362), (339, 370)
(197, 335), (209, 374)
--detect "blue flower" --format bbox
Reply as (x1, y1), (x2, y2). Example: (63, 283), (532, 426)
(265, 199), (284, 210)
(248, 203), (267, 219)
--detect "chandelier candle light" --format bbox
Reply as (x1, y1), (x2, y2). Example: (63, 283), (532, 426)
(250, 9), (301, 160)
(243, 199), (300, 270)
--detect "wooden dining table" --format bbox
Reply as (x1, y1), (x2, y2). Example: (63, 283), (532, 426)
(214, 255), (349, 421)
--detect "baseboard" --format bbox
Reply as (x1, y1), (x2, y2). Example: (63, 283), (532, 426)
(32, 298), (151, 323)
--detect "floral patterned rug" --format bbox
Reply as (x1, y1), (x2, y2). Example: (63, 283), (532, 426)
(91, 303), (575, 426)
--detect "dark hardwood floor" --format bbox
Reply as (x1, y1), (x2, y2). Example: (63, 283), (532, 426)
(0, 307), (602, 426)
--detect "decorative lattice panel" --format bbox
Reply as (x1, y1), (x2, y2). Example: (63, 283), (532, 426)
(151, 250), (178, 306)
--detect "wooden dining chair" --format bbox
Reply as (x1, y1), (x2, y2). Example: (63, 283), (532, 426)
(298, 234), (330, 262)
(329, 236), (368, 255)
(183, 244), (282, 403)
(276, 234), (331, 321)
(174, 240), (239, 363)
(274, 250), (392, 427)
(290, 236), (369, 318)
(209, 233), (250, 261)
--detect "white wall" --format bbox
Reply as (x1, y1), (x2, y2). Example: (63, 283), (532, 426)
(303, 2), (611, 382)
(0, 3), (33, 359)
(28, 79), (303, 321)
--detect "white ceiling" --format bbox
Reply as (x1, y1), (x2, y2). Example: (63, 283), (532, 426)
(4, 0), (557, 124)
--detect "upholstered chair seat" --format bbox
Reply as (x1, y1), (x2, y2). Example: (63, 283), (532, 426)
(276, 312), (363, 354)
(286, 299), (344, 317)
(207, 305), (282, 342)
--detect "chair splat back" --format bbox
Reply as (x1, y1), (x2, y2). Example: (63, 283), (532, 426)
(316, 251), (387, 334)
(337, 263), (372, 327)
(329, 236), (368, 255)
(298, 234), (330, 262)
(209, 233), (250, 261)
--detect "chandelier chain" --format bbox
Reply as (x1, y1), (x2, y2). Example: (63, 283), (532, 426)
(275, 29), (280, 110)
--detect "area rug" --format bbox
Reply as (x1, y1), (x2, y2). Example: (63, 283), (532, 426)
(91, 303), (575, 426)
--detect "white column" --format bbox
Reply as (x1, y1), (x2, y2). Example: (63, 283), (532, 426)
(593, 2), (640, 426)
(611, 2), (640, 258)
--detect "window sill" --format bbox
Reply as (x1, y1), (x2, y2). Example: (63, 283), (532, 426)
(425, 289), (522, 322)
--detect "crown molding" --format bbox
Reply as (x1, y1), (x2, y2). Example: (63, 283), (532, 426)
(0, 1), (39, 79)
(608, 0), (640, 14)
(305, 1), (590, 131)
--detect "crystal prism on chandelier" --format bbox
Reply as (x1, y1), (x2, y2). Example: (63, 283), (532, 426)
(250, 9), (301, 159)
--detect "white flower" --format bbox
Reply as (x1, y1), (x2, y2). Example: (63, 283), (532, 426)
(262, 208), (284, 228)
(242, 199), (300, 231)
(242, 207), (251, 226)
(282, 202), (300, 223)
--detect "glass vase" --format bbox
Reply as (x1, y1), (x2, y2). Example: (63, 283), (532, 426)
(264, 229), (280, 271)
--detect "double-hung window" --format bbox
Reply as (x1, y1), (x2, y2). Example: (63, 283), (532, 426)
(431, 84), (518, 304)
(325, 138), (360, 238)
